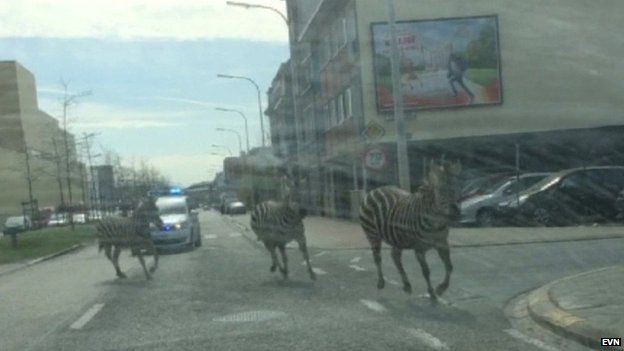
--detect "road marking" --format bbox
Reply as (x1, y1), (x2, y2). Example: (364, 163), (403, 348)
(359, 299), (387, 313)
(228, 233), (242, 238)
(313, 251), (328, 257)
(312, 267), (327, 275)
(416, 293), (451, 306)
(349, 264), (367, 272)
(204, 234), (218, 239)
(503, 329), (560, 351)
(350, 256), (361, 263)
(70, 303), (105, 330)
(404, 328), (449, 350)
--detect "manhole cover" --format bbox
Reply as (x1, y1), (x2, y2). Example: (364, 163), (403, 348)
(213, 310), (286, 322)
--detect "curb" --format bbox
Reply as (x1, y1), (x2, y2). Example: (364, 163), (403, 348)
(0, 243), (86, 278)
(526, 266), (619, 350)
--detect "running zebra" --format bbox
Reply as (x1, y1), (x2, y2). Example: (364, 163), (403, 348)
(96, 197), (163, 280)
(250, 178), (316, 281)
(359, 159), (461, 301)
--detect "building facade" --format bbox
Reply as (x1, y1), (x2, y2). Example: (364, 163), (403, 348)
(0, 61), (83, 223)
(274, 0), (624, 218)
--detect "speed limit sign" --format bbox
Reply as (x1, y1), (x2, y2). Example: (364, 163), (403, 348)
(363, 147), (387, 171)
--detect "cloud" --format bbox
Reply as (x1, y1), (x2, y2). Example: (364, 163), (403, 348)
(148, 153), (224, 186)
(37, 97), (196, 130)
(0, 0), (288, 42)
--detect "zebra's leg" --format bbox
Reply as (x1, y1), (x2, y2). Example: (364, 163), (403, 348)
(264, 242), (282, 273)
(435, 246), (453, 296)
(297, 237), (316, 281)
(112, 245), (126, 278)
(414, 251), (436, 301)
(103, 243), (113, 262)
(277, 243), (288, 279)
(370, 240), (385, 289)
(391, 247), (412, 294)
(136, 250), (152, 280)
(146, 240), (159, 273)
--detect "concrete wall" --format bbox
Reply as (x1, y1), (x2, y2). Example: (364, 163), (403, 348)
(0, 61), (83, 224)
(355, 0), (624, 142)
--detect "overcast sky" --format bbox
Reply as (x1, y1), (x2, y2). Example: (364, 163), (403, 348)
(0, 0), (289, 186)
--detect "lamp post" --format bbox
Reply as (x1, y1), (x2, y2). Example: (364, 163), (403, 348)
(217, 74), (266, 147)
(216, 128), (243, 156)
(215, 107), (250, 153)
(385, 0), (411, 191)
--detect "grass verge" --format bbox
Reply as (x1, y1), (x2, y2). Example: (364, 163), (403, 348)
(0, 225), (96, 265)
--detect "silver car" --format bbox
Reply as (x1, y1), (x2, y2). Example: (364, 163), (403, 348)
(151, 196), (201, 250)
(459, 173), (551, 226)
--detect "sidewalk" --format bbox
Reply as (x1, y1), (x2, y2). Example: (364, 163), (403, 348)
(224, 213), (624, 250)
(527, 266), (624, 349)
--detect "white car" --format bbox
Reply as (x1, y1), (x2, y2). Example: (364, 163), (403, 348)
(151, 195), (201, 250)
(3, 216), (32, 235)
(48, 213), (69, 227)
(459, 173), (551, 226)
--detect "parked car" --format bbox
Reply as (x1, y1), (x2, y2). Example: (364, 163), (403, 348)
(460, 172), (551, 226)
(497, 166), (624, 226)
(226, 201), (246, 215)
(47, 213), (69, 227)
(3, 216), (32, 235)
(151, 195), (201, 250)
(459, 172), (515, 202)
(72, 213), (87, 224)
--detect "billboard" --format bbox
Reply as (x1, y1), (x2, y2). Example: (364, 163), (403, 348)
(372, 15), (502, 112)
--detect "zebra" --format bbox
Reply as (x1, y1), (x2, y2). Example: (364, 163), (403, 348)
(96, 197), (163, 280)
(359, 158), (461, 301)
(250, 177), (316, 281)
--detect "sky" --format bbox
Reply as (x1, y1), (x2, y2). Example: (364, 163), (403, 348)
(0, 0), (289, 187)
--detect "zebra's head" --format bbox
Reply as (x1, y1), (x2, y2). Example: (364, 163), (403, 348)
(133, 197), (163, 227)
(427, 158), (462, 221)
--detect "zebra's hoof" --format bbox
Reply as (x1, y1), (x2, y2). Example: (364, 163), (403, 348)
(309, 272), (317, 281)
(270, 265), (277, 272)
(145, 275), (153, 280)
(117, 272), (127, 279)
(435, 283), (448, 296)
(149, 266), (157, 273)
(377, 280), (385, 289)
(403, 284), (412, 294)
(428, 290), (438, 302)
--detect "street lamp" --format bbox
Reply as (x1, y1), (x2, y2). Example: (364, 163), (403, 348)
(215, 107), (250, 153)
(217, 74), (266, 147)
(216, 128), (243, 156)
(225, 1), (289, 24)
(211, 144), (233, 156)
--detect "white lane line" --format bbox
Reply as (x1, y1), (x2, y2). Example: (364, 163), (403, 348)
(416, 293), (451, 306)
(311, 267), (327, 275)
(404, 328), (449, 350)
(70, 303), (105, 330)
(503, 329), (560, 351)
(349, 264), (367, 272)
(228, 233), (242, 238)
(359, 299), (387, 313)
(204, 234), (218, 239)
(313, 251), (328, 257)
(350, 256), (361, 263)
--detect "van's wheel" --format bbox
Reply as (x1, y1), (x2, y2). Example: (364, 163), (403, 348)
(476, 208), (496, 227)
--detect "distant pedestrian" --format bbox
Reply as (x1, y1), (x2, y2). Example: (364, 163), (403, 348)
(447, 53), (475, 104)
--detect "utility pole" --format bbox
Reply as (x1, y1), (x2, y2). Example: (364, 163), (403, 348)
(82, 133), (100, 216)
(59, 82), (91, 230)
(386, 0), (411, 191)
(23, 145), (35, 220)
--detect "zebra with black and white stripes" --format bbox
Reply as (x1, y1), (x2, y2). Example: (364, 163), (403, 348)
(96, 197), (163, 280)
(359, 159), (461, 301)
(250, 178), (316, 281)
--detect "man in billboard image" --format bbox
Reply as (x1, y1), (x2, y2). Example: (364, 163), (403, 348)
(448, 53), (475, 104)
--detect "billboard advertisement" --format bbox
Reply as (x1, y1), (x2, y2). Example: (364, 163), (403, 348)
(372, 15), (502, 112)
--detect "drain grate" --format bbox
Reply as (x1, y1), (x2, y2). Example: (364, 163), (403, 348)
(213, 310), (286, 322)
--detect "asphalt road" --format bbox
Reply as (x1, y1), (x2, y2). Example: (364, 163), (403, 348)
(1, 210), (622, 351)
